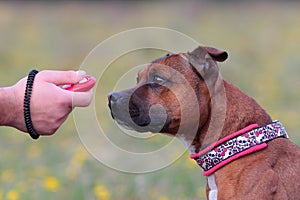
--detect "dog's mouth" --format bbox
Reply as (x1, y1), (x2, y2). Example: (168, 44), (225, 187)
(128, 102), (141, 119)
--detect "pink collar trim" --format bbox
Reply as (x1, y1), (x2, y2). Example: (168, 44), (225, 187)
(190, 121), (289, 176)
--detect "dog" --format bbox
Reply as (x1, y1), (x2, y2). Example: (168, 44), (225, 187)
(108, 46), (300, 199)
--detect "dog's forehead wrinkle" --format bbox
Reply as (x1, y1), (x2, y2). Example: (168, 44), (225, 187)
(149, 66), (174, 77)
(137, 66), (151, 83)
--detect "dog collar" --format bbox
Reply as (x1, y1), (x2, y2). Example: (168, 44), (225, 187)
(190, 120), (289, 176)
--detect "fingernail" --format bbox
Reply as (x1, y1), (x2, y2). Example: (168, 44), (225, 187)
(76, 70), (86, 77)
(79, 77), (88, 83)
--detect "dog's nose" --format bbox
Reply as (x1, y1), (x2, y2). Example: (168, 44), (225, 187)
(108, 92), (122, 103)
(108, 92), (122, 119)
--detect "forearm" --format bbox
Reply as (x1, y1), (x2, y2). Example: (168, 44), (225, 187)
(0, 86), (23, 127)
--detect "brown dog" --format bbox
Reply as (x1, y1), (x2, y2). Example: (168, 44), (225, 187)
(108, 46), (300, 199)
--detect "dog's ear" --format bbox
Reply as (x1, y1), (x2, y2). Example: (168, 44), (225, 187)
(187, 46), (227, 78)
(202, 46), (228, 62)
(189, 46), (228, 62)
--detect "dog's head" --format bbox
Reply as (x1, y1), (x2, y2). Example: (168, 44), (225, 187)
(108, 46), (228, 137)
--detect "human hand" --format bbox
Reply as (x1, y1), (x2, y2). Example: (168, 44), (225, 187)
(9, 70), (95, 136)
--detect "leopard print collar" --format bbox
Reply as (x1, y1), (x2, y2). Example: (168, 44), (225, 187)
(190, 121), (289, 176)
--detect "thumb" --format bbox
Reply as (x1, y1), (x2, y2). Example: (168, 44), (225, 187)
(72, 90), (94, 107)
(38, 70), (86, 85)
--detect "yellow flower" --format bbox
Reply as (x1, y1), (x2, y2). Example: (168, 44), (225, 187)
(94, 185), (110, 200)
(43, 176), (60, 192)
(158, 196), (169, 200)
(6, 190), (19, 200)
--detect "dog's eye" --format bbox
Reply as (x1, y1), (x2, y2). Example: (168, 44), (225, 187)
(150, 75), (166, 87)
(153, 75), (165, 84)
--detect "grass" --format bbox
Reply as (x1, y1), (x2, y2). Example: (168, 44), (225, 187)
(0, 1), (300, 199)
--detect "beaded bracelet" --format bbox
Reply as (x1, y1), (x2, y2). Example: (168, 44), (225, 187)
(24, 69), (40, 139)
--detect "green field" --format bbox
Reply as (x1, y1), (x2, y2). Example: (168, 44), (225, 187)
(0, 1), (300, 200)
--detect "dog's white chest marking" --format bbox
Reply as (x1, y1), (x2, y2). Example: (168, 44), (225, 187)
(208, 174), (218, 200)
(177, 135), (218, 199)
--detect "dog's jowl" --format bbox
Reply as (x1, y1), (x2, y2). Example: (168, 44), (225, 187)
(108, 46), (300, 200)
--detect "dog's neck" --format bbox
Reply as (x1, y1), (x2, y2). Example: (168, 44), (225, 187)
(181, 80), (272, 155)
(176, 80), (276, 198)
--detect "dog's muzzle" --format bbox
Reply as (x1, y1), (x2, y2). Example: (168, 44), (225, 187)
(108, 91), (149, 130)
(108, 91), (167, 133)
(108, 91), (143, 122)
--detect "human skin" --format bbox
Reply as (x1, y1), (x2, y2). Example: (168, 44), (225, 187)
(0, 70), (94, 136)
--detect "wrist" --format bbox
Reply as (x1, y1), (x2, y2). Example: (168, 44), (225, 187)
(0, 86), (21, 127)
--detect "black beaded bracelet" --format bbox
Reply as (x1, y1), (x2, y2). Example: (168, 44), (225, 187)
(24, 69), (40, 140)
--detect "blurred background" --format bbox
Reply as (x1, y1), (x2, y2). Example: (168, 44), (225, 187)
(0, 1), (299, 199)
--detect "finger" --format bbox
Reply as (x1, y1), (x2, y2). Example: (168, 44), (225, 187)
(38, 70), (86, 85)
(71, 90), (94, 107)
